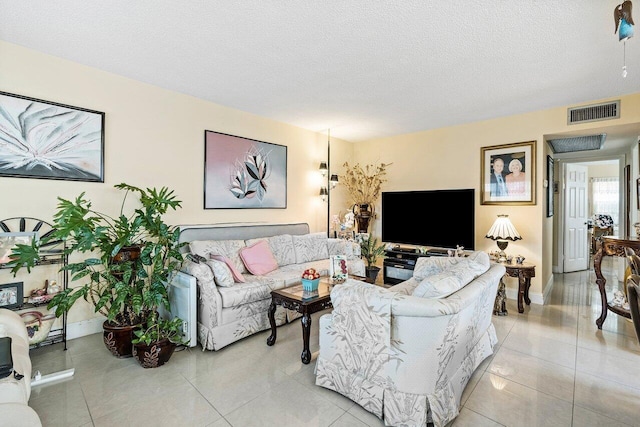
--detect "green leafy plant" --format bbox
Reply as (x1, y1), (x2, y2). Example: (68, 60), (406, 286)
(131, 312), (189, 346)
(359, 235), (386, 269)
(8, 183), (186, 327)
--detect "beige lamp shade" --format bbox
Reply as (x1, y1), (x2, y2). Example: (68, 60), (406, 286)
(485, 215), (522, 241)
(485, 215), (521, 262)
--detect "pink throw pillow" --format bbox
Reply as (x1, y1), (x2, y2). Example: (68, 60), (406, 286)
(238, 240), (279, 275)
(210, 254), (246, 283)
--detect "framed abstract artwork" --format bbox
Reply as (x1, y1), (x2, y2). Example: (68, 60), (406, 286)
(0, 92), (105, 182)
(481, 140), (536, 205)
(204, 130), (287, 209)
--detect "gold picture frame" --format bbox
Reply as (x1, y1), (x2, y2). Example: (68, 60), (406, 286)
(481, 140), (536, 205)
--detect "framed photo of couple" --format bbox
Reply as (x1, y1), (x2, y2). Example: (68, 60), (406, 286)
(481, 140), (536, 205)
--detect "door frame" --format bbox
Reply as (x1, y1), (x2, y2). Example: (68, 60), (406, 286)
(555, 154), (625, 273)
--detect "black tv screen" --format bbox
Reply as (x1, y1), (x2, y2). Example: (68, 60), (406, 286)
(381, 189), (475, 249)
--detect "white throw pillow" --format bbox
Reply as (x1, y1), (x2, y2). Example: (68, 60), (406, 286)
(412, 251), (490, 281)
(292, 233), (329, 263)
(205, 259), (235, 287)
(412, 254), (490, 299)
(189, 239), (247, 273)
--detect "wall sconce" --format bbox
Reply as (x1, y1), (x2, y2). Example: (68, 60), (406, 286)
(329, 174), (339, 189)
(320, 186), (328, 202)
(485, 214), (522, 262)
(319, 162), (328, 176)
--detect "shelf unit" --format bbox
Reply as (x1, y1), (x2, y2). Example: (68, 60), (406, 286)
(0, 217), (68, 350)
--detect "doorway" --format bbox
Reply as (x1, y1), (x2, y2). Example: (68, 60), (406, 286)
(557, 156), (624, 273)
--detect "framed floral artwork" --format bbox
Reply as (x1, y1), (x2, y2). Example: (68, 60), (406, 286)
(204, 130), (287, 209)
(0, 91), (105, 182)
(481, 140), (536, 205)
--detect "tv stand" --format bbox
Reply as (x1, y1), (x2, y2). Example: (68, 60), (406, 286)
(383, 246), (458, 285)
(383, 248), (427, 285)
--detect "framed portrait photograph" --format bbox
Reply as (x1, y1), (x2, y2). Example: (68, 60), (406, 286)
(481, 140), (536, 205)
(0, 231), (38, 264)
(204, 130), (287, 209)
(0, 282), (24, 309)
(547, 155), (554, 217)
(0, 91), (105, 182)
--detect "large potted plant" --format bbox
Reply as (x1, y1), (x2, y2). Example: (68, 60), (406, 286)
(9, 183), (186, 358)
(131, 312), (189, 368)
(359, 234), (386, 283)
(341, 161), (391, 232)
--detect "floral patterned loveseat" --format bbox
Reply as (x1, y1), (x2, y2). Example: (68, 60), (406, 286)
(177, 223), (365, 351)
(315, 252), (505, 427)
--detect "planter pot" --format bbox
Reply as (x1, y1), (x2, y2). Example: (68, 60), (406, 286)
(103, 321), (139, 358)
(365, 266), (381, 283)
(133, 339), (177, 368)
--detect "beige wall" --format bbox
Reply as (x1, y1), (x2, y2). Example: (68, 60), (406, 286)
(0, 41), (353, 324)
(4, 40), (640, 322)
(354, 93), (640, 299)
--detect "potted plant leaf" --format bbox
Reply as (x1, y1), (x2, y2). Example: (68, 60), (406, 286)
(8, 183), (186, 359)
(359, 234), (386, 283)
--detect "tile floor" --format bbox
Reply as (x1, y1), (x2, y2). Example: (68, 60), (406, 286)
(28, 256), (640, 427)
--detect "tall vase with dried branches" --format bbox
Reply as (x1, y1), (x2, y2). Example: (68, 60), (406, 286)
(340, 161), (391, 232)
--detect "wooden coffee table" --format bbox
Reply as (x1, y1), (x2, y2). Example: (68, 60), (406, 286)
(266, 275), (370, 364)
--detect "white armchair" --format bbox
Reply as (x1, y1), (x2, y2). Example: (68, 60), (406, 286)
(315, 262), (505, 427)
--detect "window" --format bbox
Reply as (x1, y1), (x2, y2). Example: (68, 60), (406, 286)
(591, 177), (619, 224)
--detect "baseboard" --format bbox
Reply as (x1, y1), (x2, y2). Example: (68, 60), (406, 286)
(542, 274), (555, 304)
(505, 288), (544, 306)
(67, 316), (106, 340)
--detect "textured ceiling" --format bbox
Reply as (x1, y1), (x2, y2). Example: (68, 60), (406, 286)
(2, 1), (640, 144)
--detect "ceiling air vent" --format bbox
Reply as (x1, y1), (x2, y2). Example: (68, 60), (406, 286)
(567, 100), (620, 125)
(547, 134), (606, 154)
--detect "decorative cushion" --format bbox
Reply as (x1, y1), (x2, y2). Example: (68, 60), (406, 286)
(412, 255), (490, 299)
(328, 238), (360, 259)
(292, 232), (329, 263)
(412, 251), (490, 281)
(239, 240), (279, 275)
(190, 239), (247, 273)
(246, 235), (296, 267)
(205, 259), (235, 287)
(210, 254), (246, 283)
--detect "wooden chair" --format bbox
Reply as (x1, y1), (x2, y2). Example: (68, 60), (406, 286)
(626, 274), (640, 344)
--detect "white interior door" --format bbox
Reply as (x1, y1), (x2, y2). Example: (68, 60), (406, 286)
(564, 163), (589, 272)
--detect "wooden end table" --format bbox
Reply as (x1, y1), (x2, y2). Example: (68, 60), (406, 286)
(266, 275), (371, 364)
(495, 262), (536, 314)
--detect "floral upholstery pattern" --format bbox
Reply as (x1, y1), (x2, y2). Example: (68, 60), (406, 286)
(315, 262), (505, 427)
(413, 254), (490, 298)
(182, 232), (365, 351)
(412, 251), (489, 281)
(205, 259), (234, 287)
(190, 239), (248, 273)
(292, 233), (330, 263)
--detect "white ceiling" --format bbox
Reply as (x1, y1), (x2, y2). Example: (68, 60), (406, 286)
(2, 1), (640, 148)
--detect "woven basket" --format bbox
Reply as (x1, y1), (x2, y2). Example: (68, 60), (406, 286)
(20, 311), (56, 345)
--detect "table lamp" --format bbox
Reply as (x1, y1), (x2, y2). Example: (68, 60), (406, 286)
(485, 214), (522, 262)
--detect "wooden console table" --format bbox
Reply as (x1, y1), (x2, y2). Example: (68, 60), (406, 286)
(593, 236), (634, 329)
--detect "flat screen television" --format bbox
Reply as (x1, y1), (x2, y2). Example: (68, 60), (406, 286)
(381, 189), (475, 249)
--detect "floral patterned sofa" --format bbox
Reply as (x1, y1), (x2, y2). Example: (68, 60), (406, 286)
(177, 223), (365, 351)
(0, 309), (42, 426)
(315, 252), (505, 427)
